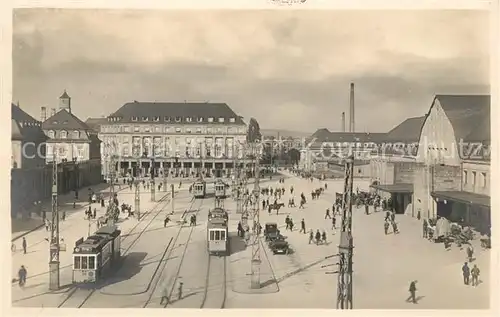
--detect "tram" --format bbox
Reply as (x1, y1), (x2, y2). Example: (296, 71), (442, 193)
(72, 225), (121, 284)
(214, 178), (229, 199)
(193, 180), (216, 198)
(207, 207), (229, 255)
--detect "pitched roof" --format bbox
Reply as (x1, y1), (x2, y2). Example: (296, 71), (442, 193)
(385, 116), (426, 143)
(60, 90), (70, 99)
(85, 117), (107, 133)
(11, 103), (46, 142)
(310, 128), (387, 143)
(109, 101), (246, 125)
(42, 109), (92, 132)
(435, 95), (490, 143)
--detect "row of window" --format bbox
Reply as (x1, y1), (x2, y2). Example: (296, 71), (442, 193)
(108, 116), (237, 123)
(209, 230), (227, 241)
(101, 125), (245, 134)
(103, 136), (243, 144)
(117, 146), (239, 158)
(74, 255), (96, 270)
(463, 170), (488, 189)
(47, 130), (82, 139)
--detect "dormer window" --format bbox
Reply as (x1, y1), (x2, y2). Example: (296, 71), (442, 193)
(153, 116), (160, 122)
(60, 130), (67, 139)
(197, 117), (203, 123)
(48, 130), (55, 138)
(53, 120), (59, 124)
(73, 130), (79, 139)
(186, 128), (192, 133)
(142, 116), (149, 122)
(186, 117), (193, 122)
(63, 120), (68, 125)
(229, 117), (236, 123)
(208, 117), (214, 123)
(218, 117), (225, 123)
(175, 117), (181, 122)
(164, 116), (171, 122)
(132, 116), (138, 121)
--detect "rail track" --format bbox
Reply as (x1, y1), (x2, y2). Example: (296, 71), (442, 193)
(200, 255), (227, 308)
(143, 197), (204, 308)
(58, 192), (172, 308)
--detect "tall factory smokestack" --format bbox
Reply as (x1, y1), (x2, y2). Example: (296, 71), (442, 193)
(50, 108), (56, 117)
(41, 107), (47, 122)
(349, 82), (355, 133)
(341, 112), (346, 132)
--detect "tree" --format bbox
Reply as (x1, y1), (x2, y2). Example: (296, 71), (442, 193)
(246, 117), (262, 143)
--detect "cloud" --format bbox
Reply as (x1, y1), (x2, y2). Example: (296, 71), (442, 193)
(12, 9), (490, 132)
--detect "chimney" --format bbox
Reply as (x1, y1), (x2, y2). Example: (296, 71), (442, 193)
(41, 107), (47, 122)
(51, 108), (56, 117)
(16, 101), (20, 108)
(341, 112), (346, 132)
(349, 82), (355, 133)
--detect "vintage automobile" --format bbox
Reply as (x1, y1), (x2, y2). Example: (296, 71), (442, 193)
(264, 223), (280, 242)
(269, 237), (289, 254)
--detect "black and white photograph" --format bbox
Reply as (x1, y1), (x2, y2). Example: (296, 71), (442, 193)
(7, 1), (495, 311)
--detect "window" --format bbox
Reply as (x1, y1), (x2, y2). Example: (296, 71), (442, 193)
(165, 126), (171, 133)
(134, 126), (140, 132)
(186, 128), (192, 133)
(74, 256), (81, 269)
(175, 127), (182, 133)
(227, 127), (233, 133)
(73, 130), (79, 139)
(81, 256), (88, 269)
(60, 130), (67, 139)
(124, 126), (130, 132)
(132, 116), (138, 121)
(229, 117), (236, 123)
(215, 230), (221, 240)
(175, 117), (181, 122)
(153, 116), (160, 122)
(164, 116), (171, 122)
(472, 171), (477, 187)
(216, 127), (222, 133)
(220, 230), (226, 240)
(210, 231), (215, 240)
(186, 117), (193, 122)
(238, 127), (245, 133)
(196, 127), (202, 133)
(218, 117), (225, 123)
(48, 130), (55, 138)
(197, 117), (203, 123)
(155, 126), (161, 132)
(144, 126), (151, 133)
(142, 116), (149, 122)
(463, 170), (468, 185)
(482, 172), (487, 188)
(208, 117), (214, 123)
(88, 256), (95, 270)
(207, 127), (213, 134)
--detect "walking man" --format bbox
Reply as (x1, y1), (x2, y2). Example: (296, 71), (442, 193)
(406, 280), (417, 304)
(422, 219), (428, 238)
(299, 219), (306, 234)
(18, 265), (27, 287)
(308, 230), (314, 244)
(332, 216), (337, 230)
(325, 208), (331, 219)
(365, 204), (369, 215)
(462, 262), (470, 285)
(471, 264), (480, 286)
(22, 237), (27, 254)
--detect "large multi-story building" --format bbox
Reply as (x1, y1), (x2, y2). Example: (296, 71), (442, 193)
(99, 101), (250, 178)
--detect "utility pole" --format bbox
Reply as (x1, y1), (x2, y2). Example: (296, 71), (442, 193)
(135, 154), (141, 220)
(49, 150), (60, 291)
(336, 154), (354, 309)
(170, 183), (175, 214)
(250, 142), (261, 289)
(150, 145), (156, 202)
(106, 142), (117, 225)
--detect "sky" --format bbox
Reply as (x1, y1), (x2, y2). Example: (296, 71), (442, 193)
(12, 9), (490, 133)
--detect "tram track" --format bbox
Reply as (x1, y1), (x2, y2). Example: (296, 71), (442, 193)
(142, 197), (204, 308)
(200, 255), (227, 308)
(57, 192), (172, 308)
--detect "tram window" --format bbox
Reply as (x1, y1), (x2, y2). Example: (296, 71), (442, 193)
(220, 230), (226, 240)
(74, 256), (81, 269)
(210, 231), (215, 240)
(81, 256), (88, 269)
(215, 231), (221, 240)
(89, 256), (96, 270)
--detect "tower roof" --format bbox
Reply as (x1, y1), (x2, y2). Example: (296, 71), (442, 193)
(60, 90), (70, 99)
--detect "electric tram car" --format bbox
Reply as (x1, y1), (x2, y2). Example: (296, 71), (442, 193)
(72, 225), (121, 284)
(207, 208), (229, 255)
(193, 180), (216, 198)
(214, 178), (229, 199)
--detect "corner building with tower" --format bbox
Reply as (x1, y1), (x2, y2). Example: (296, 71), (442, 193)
(99, 101), (253, 178)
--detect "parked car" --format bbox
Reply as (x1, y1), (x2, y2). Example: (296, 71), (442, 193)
(269, 237), (289, 254)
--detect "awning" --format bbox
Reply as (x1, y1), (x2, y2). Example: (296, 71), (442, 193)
(370, 183), (413, 193)
(431, 191), (490, 208)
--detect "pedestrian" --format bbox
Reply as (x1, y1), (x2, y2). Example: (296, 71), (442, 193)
(462, 262), (470, 285)
(325, 208), (331, 219)
(285, 216), (290, 230)
(422, 219), (428, 238)
(164, 216), (170, 228)
(300, 219), (306, 234)
(73, 201), (76, 209)
(45, 219), (50, 231)
(308, 230), (314, 244)
(365, 204), (369, 215)
(471, 264), (480, 286)
(93, 208), (97, 219)
(289, 219), (294, 231)
(384, 221), (390, 235)
(321, 230), (327, 244)
(406, 280), (417, 304)
(160, 285), (169, 305)
(22, 237), (27, 254)
(62, 210), (66, 221)
(18, 265), (27, 287)
(178, 282), (183, 300)
(466, 245), (474, 262)
(315, 230), (321, 245)
(392, 221), (399, 234)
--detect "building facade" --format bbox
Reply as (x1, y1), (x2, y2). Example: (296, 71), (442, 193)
(99, 101), (250, 178)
